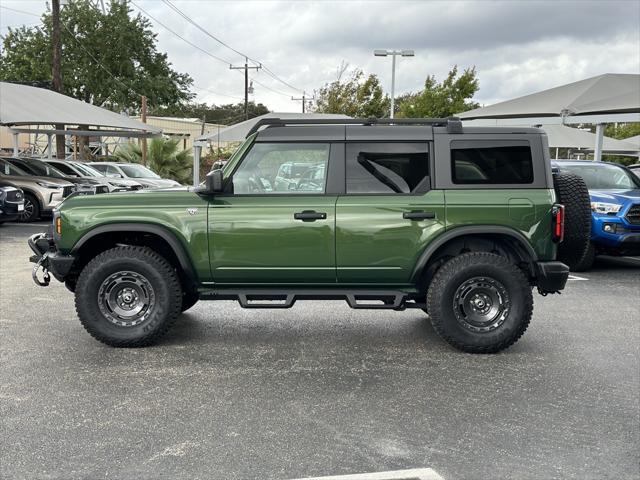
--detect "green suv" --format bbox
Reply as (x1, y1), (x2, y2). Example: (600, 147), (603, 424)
(29, 118), (586, 353)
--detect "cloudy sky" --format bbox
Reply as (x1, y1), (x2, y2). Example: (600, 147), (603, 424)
(1, 0), (639, 112)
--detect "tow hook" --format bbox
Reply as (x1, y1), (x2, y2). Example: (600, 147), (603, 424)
(32, 253), (51, 287)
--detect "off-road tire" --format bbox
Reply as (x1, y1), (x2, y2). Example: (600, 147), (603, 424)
(181, 290), (199, 312)
(426, 252), (533, 354)
(572, 241), (596, 272)
(553, 172), (591, 270)
(18, 193), (40, 222)
(75, 246), (182, 347)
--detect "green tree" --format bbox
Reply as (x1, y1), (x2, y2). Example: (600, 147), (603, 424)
(601, 122), (640, 166)
(313, 65), (390, 118)
(0, 0), (193, 111)
(151, 101), (270, 125)
(397, 66), (480, 118)
(113, 138), (193, 184)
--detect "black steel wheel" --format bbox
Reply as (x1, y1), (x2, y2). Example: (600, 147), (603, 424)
(75, 246), (182, 347)
(426, 252), (533, 354)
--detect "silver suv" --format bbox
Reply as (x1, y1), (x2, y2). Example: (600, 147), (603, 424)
(0, 158), (74, 222)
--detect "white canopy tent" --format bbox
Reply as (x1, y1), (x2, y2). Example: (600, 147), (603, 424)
(536, 124), (639, 158)
(0, 82), (160, 158)
(458, 73), (640, 160)
(192, 112), (351, 184)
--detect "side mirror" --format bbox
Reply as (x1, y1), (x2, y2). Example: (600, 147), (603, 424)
(205, 169), (224, 193)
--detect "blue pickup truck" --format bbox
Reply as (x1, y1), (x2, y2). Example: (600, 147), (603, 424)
(552, 161), (640, 270)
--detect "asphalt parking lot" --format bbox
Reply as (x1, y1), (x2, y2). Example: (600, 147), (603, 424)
(1, 221), (639, 480)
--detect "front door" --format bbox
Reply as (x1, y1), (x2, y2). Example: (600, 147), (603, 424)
(209, 142), (338, 285)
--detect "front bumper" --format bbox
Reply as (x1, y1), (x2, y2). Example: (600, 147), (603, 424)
(535, 261), (569, 294)
(28, 232), (75, 286)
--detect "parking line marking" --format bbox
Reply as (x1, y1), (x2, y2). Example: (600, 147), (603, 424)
(291, 468), (445, 480)
(568, 274), (588, 281)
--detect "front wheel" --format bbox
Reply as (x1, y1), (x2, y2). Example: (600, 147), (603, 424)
(75, 246), (182, 347)
(426, 252), (533, 354)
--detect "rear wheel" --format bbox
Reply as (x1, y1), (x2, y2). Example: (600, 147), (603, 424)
(426, 252), (533, 354)
(553, 172), (591, 270)
(75, 246), (182, 347)
(572, 241), (596, 272)
(18, 193), (40, 222)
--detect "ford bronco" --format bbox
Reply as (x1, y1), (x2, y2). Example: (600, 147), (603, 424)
(29, 117), (590, 353)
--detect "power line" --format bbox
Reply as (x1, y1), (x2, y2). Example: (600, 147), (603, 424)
(129, 1), (233, 66)
(0, 5), (41, 17)
(160, 0), (304, 94)
(192, 84), (244, 102)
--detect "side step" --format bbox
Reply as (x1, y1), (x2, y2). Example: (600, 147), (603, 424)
(201, 289), (425, 310)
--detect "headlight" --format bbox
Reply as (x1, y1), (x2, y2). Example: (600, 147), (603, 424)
(37, 181), (62, 189)
(591, 202), (622, 214)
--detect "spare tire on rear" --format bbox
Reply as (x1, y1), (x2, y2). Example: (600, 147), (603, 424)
(553, 172), (591, 270)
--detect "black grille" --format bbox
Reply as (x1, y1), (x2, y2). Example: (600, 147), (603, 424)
(62, 185), (75, 198)
(131, 185), (143, 191)
(626, 204), (640, 225)
(6, 190), (23, 202)
(96, 185), (109, 194)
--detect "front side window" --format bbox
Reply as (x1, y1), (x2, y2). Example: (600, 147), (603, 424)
(231, 143), (330, 194)
(119, 164), (160, 179)
(346, 143), (429, 194)
(48, 162), (77, 176)
(451, 142), (534, 184)
(0, 159), (29, 176)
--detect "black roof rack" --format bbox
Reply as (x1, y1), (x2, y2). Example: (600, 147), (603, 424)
(245, 116), (463, 137)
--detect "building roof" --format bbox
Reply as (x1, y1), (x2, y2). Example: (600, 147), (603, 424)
(0, 82), (160, 133)
(196, 112), (351, 143)
(458, 73), (640, 120)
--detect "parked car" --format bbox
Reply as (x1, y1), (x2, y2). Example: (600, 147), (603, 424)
(0, 158), (75, 222)
(43, 160), (143, 192)
(0, 182), (24, 224)
(628, 164), (640, 180)
(2, 157), (109, 195)
(273, 162), (319, 191)
(553, 161), (640, 270)
(29, 117), (593, 353)
(88, 162), (181, 188)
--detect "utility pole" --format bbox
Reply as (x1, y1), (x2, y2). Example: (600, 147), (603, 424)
(52, 0), (65, 159)
(230, 57), (261, 120)
(291, 91), (311, 113)
(141, 95), (148, 166)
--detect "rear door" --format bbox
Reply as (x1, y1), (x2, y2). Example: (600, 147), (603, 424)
(336, 129), (446, 285)
(208, 141), (341, 284)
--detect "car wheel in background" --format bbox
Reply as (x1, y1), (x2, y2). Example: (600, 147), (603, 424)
(18, 193), (40, 222)
(553, 172), (591, 270)
(572, 242), (596, 272)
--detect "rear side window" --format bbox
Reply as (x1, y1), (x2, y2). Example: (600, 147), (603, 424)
(346, 142), (429, 194)
(451, 141), (533, 184)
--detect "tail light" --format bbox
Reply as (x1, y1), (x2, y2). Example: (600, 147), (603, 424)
(552, 204), (565, 243)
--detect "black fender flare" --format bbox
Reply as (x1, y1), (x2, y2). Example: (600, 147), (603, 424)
(71, 223), (198, 283)
(410, 225), (539, 282)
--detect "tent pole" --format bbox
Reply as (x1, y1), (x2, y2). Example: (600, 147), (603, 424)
(193, 142), (204, 186)
(555, 147), (559, 160)
(47, 134), (53, 159)
(594, 124), (604, 162)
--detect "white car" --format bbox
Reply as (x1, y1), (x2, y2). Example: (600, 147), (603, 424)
(44, 160), (143, 192)
(88, 162), (181, 189)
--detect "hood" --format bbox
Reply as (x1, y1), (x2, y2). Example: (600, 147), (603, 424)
(590, 189), (640, 204)
(135, 178), (182, 188)
(105, 177), (142, 187)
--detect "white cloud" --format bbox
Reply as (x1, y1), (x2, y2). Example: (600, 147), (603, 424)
(1, 0), (639, 113)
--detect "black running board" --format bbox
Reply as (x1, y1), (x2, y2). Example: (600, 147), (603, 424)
(199, 289), (426, 310)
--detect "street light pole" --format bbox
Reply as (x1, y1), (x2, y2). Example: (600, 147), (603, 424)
(374, 49), (414, 119)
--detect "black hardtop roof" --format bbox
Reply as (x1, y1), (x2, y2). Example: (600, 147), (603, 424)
(250, 117), (544, 141)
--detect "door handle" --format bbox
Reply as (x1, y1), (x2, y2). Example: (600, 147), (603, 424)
(294, 210), (327, 222)
(403, 211), (436, 220)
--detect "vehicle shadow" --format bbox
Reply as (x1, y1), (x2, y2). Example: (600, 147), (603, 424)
(590, 255), (640, 271)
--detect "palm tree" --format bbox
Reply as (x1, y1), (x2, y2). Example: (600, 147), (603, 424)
(113, 138), (192, 184)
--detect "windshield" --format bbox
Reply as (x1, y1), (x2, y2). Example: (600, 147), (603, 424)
(558, 163), (640, 190)
(71, 162), (104, 177)
(119, 164), (160, 179)
(18, 159), (68, 179)
(0, 159), (30, 176)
